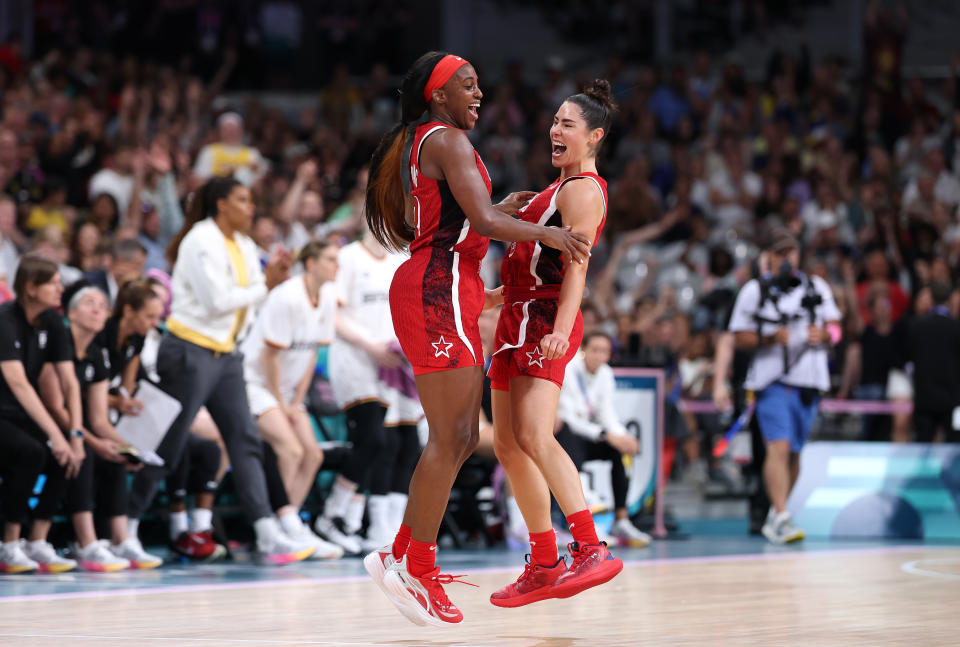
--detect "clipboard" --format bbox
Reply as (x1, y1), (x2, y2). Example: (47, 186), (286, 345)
(114, 379), (182, 467)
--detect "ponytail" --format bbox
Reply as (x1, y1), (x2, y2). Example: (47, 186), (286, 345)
(167, 176), (242, 266)
(365, 51), (450, 252)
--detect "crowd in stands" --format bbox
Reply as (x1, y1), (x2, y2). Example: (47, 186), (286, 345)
(1, 0), (959, 570)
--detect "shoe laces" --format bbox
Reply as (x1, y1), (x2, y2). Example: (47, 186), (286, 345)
(419, 569), (477, 609)
(567, 541), (601, 569)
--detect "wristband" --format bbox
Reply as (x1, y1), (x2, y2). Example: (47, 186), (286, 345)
(826, 322), (842, 346)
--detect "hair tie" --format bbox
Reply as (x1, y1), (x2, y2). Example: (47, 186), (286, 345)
(423, 55), (470, 103)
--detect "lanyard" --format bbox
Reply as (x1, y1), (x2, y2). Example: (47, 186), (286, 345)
(575, 369), (596, 420)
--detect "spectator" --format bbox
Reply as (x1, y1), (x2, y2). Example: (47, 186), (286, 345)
(192, 112), (269, 187)
(906, 280), (960, 442)
(84, 237), (147, 306)
(556, 332), (652, 547)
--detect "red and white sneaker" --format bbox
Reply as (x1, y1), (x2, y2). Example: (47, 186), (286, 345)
(172, 531), (217, 560)
(363, 545), (396, 591)
(549, 542), (623, 599)
(365, 546), (429, 627)
(381, 555), (475, 627)
(490, 555), (566, 608)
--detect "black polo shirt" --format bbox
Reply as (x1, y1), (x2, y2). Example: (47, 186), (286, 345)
(0, 302), (72, 418)
(94, 316), (144, 382)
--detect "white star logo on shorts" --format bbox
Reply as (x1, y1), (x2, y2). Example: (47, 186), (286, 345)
(432, 336), (453, 358)
(526, 346), (545, 367)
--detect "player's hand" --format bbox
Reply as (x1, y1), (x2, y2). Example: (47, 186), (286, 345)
(807, 324), (827, 345)
(540, 226), (591, 264)
(606, 432), (639, 455)
(48, 435), (72, 469)
(495, 191), (537, 215)
(91, 436), (127, 465)
(265, 246), (293, 289)
(368, 341), (404, 369)
(540, 332), (569, 360)
(712, 382), (732, 411)
(483, 286), (504, 310)
(117, 395), (143, 416)
(67, 437), (85, 478)
(772, 327), (790, 346)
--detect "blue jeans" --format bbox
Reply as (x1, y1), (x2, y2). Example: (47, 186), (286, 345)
(755, 383), (820, 452)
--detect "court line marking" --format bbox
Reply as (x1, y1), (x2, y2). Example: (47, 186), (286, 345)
(0, 634), (497, 647)
(0, 543), (946, 604)
(900, 558), (960, 581)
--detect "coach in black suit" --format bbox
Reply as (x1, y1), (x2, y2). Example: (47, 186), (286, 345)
(84, 237), (147, 306)
(907, 280), (960, 443)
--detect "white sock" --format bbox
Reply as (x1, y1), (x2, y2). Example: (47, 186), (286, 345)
(128, 518), (140, 539)
(279, 510), (304, 535)
(344, 495), (366, 535)
(322, 483), (355, 520)
(253, 517), (283, 546)
(506, 496), (526, 534)
(190, 508), (213, 533)
(387, 492), (407, 531)
(169, 511), (188, 541)
(367, 495), (391, 531)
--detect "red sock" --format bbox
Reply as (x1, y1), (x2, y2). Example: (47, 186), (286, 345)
(529, 529), (558, 567)
(392, 524), (412, 560)
(566, 509), (599, 546)
(405, 538), (437, 577)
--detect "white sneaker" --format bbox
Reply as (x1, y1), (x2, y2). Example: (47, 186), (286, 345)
(111, 537), (163, 569)
(285, 524), (343, 560)
(74, 540), (130, 572)
(761, 510), (805, 545)
(0, 540), (39, 574)
(608, 519), (652, 548)
(314, 516), (363, 555)
(257, 530), (315, 566)
(363, 544), (397, 598)
(22, 539), (77, 573)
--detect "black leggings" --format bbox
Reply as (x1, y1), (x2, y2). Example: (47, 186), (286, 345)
(556, 424), (628, 511)
(369, 424), (421, 496)
(340, 402), (388, 491)
(0, 418), (68, 524)
(166, 435), (222, 505)
(65, 452), (128, 517)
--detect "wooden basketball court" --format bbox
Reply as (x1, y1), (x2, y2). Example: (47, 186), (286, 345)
(1, 539), (957, 646)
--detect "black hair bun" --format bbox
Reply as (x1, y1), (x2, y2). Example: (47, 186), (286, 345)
(583, 79), (616, 111)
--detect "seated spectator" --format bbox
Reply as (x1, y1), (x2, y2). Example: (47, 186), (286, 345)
(556, 331), (651, 547)
(0, 254), (83, 574)
(38, 282), (163, 570)
(192, 112), (269, 187)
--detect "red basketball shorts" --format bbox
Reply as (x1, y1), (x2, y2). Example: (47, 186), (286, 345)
(488, 295), (583, 390)
(390, 248), (484, 375)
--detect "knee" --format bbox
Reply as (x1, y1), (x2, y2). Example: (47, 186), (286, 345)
(304, 445), (323, 469)
(432, 419), (477, 458)
(493, 433), (523, 467)
(514, 426), (550, 461)
(275, 440), (304, 465)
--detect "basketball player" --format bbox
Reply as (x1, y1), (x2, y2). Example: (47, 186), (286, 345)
(362, 51), (591, 626)
(242, 240), (344, 559)
(315, 225), (405, 554)
(488, 81), (624, 607)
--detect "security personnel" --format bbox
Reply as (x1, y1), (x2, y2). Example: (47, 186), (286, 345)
(727, 228), (842, 544)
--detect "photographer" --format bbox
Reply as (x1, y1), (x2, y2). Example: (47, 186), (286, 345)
(727, 228), (842, 544)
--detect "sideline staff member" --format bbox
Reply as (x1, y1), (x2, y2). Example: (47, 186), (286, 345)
(727, 228), (841, 544)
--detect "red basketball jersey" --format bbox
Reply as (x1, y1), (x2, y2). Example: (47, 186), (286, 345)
(407, 121), (492, 262)
(499, 173), (608, 292)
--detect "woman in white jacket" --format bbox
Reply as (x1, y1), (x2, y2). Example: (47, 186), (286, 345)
(126, 176), (314, 565)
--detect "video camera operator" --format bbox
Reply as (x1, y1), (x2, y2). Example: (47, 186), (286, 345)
(727, 227), (842, 544)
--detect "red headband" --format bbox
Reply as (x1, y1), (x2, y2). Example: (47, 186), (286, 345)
(423, 54), (470, 103)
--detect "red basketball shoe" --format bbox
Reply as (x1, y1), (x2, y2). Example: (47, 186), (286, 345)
(549, 542), (623, 599)
(490, 555), (566, 608)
